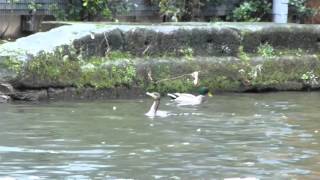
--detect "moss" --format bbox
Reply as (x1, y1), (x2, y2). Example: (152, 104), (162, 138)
(201, 75), (241, 91)
(75, 57), (137, 88)
(178, 47), (194, 60)
(105, 51), (132, 60)
(0, 57), (23, 73)
(257, 43), (276, 58)
(5, 43), (320, 93)
(238, 46), (250, 63)
(248, 57), (320, 88)
(21, 51), (81, 86)
(13, 49), (137, 89)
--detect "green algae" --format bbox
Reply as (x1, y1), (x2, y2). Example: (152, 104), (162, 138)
(2, 44), (320, 93)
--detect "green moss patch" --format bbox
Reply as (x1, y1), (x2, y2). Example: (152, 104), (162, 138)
(3, 47), (320, 94)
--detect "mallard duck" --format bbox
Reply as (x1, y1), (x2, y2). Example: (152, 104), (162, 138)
(145, 92), (169, 118)
(167, 87), (212, 106)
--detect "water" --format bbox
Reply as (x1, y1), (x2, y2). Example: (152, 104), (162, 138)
(0, 92), (319, 179)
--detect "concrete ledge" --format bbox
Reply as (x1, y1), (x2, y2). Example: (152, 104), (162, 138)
(1, 22), (320, 58)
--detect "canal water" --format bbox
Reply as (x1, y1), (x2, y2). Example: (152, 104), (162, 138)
(0, 92), (319, 179)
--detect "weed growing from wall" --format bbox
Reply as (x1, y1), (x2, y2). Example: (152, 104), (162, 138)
(257, 43), (276, 58)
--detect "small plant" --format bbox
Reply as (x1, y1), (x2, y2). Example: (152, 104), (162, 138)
(301, 71), (319, 87)
(210, 16), (222, 22)
(28, 0), (42, 12)
(248, 64), (263, 80)
(238, 46), (250, 63)
(179, 47), (194, 60)
(221, 45), (231, 54)
(230, 0), (271, 22)
(257, 43), (276, 58)
(295, 48), (303, 57)
(289, 0), (318, 23)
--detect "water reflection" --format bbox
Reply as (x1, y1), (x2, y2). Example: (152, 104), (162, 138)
(0, 92), (319, 179)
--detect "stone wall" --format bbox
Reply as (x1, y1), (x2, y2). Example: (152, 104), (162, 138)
(0, 15), (21, 38)
(70, 23), (320, 58)
(2, 55), (320, 101)
(1, 22), (320, 101)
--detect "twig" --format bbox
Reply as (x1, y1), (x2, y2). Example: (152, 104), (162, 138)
(155, 74), (190, 84)
(142, 45), (151, 55)
(154, 71), (200, 85)
(103, 32), (111, 55)
(147, 69), (153, 81)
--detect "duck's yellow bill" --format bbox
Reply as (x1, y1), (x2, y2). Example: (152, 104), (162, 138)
(208, 92), (213, 97)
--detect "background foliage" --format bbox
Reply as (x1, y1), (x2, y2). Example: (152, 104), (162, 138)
(230, 0), (272, 22)
(50, 0), (134, 21)
(49, 0), (317, 22)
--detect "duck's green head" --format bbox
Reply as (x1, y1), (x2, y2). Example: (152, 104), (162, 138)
(198, 87), (212, 96)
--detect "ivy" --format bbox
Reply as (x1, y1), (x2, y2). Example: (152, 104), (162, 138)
(8, 0), (319, 23)
(50, 0), (134, 21)
(150, 0), (224, 21)
(289, 0), (318, 23)
(230, 0), (272, 22)
(230, 0), (317, 22)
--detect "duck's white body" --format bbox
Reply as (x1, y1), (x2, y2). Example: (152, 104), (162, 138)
(168, 93), (206, 106)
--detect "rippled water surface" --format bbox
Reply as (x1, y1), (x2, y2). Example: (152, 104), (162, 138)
(0, 92), (319, 179)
